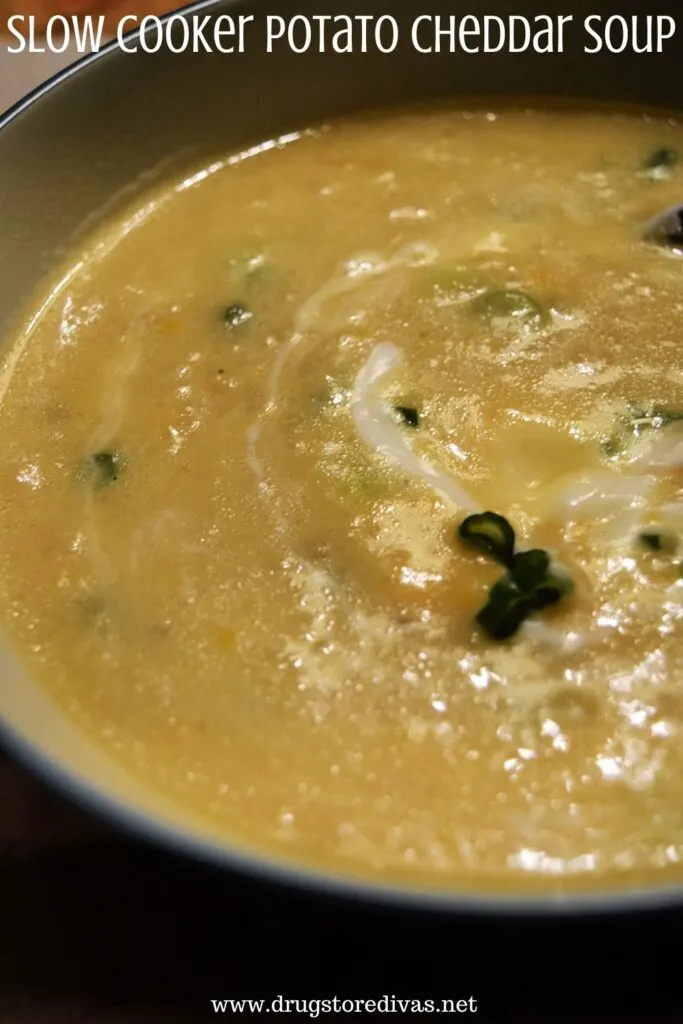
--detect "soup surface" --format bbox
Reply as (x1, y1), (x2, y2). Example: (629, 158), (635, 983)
(3, 107), (683, 895)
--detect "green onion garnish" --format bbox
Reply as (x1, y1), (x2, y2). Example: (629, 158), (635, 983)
(637, 531), (679, 554)
(643, 148), (679, 174)
(223, 303), (252, 329)
(85, 451), (121, 488)
(475, 555), (574, 641)
(457, 511), (574, 640)
(395, 405), (419, 428)
(458, 511), (516, 569)
(472, 289), (545, 326)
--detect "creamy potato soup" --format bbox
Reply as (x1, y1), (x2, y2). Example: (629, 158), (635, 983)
(4, 107), (683, 894)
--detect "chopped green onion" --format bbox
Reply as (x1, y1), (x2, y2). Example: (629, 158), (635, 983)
(643, 206), (683, 252)
(622, 403), (683, 436)
(458, 511), (516, 569)
(600, 435), (626, 458)
(525, 565), (575, 610)
(75, 592), (111, 629)
(476, 577), (533, 640)
(637, 530), (679, 554)
(509, 549), (551, 592)
(85, 451), (120, 488)
(510, 549), (574, 606)
(394, 405), (419, 428)
(603, 402), (683, 456)
(223, 304), (252, 329)
(472, 289), (545, 326)
(457, 511), (574, 639)
(475, 554), (574, 641)
(643, 148), (679, 174)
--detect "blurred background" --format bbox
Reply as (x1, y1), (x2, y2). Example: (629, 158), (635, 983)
(0, 37), (77, 112)
(0, 0), (176, 111)
(0, 42), (75, 110)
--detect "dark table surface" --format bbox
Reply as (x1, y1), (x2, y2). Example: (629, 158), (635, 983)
(2, 748), (683, 1023)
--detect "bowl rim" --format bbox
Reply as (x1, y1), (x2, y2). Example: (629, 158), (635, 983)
(1, 0), (683, 917)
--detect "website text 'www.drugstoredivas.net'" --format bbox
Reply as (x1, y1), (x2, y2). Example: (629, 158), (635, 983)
(211, 995), (478, 1017)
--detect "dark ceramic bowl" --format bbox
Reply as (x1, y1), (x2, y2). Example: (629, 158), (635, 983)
(0, 0), (680, 915)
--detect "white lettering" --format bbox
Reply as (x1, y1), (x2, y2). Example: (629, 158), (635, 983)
(483, 16), (506, 53)
(355, 15), (373, 52)
(331, 15), (352, 54)
(411, 14), (432, 53)
(7, 15), (26, 53)
(266, 15), (286, 52)
(607, 15), (629, 54)
(658, 16), (676, 50)
(117, 14), (138, 51)
(73, 15), (105, 52)
(115, 12), (254, 53)
(375, 15), (398, 53)
(210, 13), (253, 53)
(9, 13), (104, 53)
(288, 14), (312, 53)
(27, 16), (48, 52)
(138, 15), (163, 53)
(584, 13), (602, 52)
(584, 14), (676, 54)
(411, 13), (572, 54)
(165, 14), (189, 54)
(509, 15), (531, 53)
(265, 13), (399, 53)
(192, 14), (214, 53)
(46, 16), (70, 54)
(459, 15), (480, 53)
(434, 15), (458, 52)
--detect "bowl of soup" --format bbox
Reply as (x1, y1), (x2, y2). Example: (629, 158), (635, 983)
(2, 0), (683, 913)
